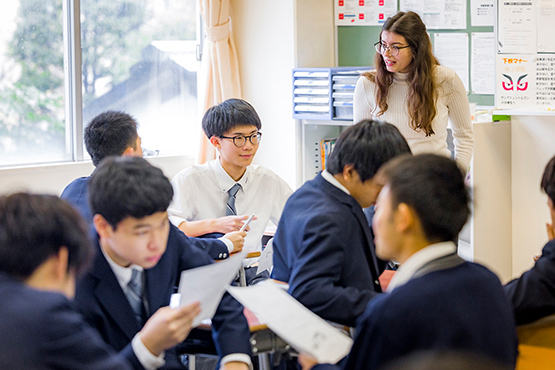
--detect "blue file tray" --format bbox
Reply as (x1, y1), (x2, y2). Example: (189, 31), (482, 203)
(292, 67), (370, 121)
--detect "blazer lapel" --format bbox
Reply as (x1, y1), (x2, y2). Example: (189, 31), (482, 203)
(90, 238), (143, 340)
(315, 174), (382, 290)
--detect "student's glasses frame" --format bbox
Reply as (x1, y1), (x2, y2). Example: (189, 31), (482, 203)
(374, 42), (410, 57)
(219, 132), (262, 147)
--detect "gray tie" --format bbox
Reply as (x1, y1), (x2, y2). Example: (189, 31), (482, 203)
(126, 269), (146, 324)
(226, 183), (241, 216)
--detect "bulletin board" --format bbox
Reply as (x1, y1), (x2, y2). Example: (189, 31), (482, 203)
(336, 0), (495, 106)
(495, 0), (555, 110)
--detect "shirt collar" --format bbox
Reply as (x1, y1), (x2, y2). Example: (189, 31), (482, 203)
(100, 242), (144, 289)
(387, 241), (457, 292)
(321, 170), (350, 195)
(211, 158), (250, 195)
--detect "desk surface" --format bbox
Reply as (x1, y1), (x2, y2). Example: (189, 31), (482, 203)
(516, 344), (555, 370)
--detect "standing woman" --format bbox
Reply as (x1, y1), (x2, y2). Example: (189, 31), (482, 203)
(354, 11), (474, 171)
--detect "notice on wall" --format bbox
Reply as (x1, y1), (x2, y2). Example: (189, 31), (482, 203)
(471, 0), (495, 27)
(434, 33), (469, 92)
(535, 55), (555, 107)
(471, 32), (496, 94)
(538, 0), (555, 52)
(496, 55), (536, 108)
(498, 0), (536, 54)
(400, 0), (466, 29)
(335, 0), (398, 26)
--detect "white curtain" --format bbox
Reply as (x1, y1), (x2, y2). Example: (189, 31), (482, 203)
(197, 0), (242, 163)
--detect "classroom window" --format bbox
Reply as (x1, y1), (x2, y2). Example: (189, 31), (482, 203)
(0, 0), (200, 167)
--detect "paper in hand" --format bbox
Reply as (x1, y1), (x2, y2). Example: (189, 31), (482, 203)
(256, 237), (274, 275)
(227, 282), (353, 364)
(178, 251), (245, 327)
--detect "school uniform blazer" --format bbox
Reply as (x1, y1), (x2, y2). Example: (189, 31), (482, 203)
(61, 175), (229, 259)
(74, 224), (252, 369)
(61, 176), (94, 225)
(314, 260), (518, 370)
(0, 272), (134, 370)
(272, 173), (382, 328)
(505, 239), (555, 325)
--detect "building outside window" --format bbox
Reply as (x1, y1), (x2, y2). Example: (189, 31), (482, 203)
(0, 0), (200, 167)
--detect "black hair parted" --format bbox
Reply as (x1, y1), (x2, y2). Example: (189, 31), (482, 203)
(541, 155), (555, 203)
(202, 98), (262, 139)
(0, 193), (93, 280)
(88, 156), (173, 228)
(85, 110), (139, 166)
(381, 154), (471, 243)
(326, 119), (412, 182)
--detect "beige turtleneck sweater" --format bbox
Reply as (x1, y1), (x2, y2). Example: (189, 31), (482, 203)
(353, 65), (474, 171)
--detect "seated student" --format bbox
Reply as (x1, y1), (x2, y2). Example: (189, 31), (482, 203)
(300, 154), (518, 370)
(73, 156), (252, 370)
(272, 119), (412, 327)
(0, 193), (134, 369)
(61, 110), (234, 259)
(505, 155), (555, 325)
(168, 98), (293, 277)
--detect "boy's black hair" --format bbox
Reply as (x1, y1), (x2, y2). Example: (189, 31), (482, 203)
(541, 155), (555, 203)
(88, 156), (173, 229)
(326, 119), (412, 182)
(0, 193), (93, 280)
(85, 110), (139, 166)
(381, 154), (471, 243)
(202, 98), (262, 139)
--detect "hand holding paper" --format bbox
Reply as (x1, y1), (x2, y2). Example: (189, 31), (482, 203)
(227, 282), (353, 364)
(176, 252), (245, 327)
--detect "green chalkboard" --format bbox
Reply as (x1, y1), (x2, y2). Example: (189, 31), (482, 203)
(337, 1), (494, 106)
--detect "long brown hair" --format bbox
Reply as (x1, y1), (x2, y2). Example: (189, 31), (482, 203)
(362, 11), (439, 136)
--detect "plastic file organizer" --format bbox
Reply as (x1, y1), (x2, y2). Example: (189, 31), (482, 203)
(292, 67), (370, 121)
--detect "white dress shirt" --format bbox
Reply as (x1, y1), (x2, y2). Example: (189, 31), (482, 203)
(168, 159), (293, 261)
(100, 246), (165, 370)
(387, 241), (458, 292)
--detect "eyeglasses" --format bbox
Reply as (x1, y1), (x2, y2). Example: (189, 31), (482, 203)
(374, 42), (410, 57)
(219, 132), (262, 147)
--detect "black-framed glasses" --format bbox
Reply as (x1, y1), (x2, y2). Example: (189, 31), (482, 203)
(374, 42), (410, 57)
(220, 132), (262, 147)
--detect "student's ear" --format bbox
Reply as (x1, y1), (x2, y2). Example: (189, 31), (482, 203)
(395, 203), (416, 234)
(93, 214), (113, 238)
(122, 146), (135, 157)
(209, 136), (222, 150)
(342, 164), (359, 183)
(54, 247), (70, 281)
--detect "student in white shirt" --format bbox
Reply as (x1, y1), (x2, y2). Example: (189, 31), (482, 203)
(168, 99), (293, 281)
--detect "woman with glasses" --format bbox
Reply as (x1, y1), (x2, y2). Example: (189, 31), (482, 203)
(354, 11), (474, 172)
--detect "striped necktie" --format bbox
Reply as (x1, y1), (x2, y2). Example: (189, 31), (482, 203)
(126, 268), (146, 324)
(226, 183), (241, 216)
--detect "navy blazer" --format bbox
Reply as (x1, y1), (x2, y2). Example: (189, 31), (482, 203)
(61, 176), (94, 225)
(505, 239), (555, 325)
(61, 175), (229, 259)
(314, 261), (518, 370)
(0, 272), (134, 370)
(74, 224), (252, 369)
(272, 173), (382, 327)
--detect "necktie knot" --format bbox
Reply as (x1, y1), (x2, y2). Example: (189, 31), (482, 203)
(226, 183), (241, 216)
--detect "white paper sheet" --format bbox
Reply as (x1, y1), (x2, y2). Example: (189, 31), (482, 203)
(177, 252), (245, 327)
(401, 0), (467, 29)
(335, 0), (398, 26)
(498, 0), (536, 54)
(227, 282), (353, 364)
(256, 238), (274, 275)
(471, 32), (496, 94)
(538, 0), (555, 52)
(471, 0), (494, 27)
(434, 33), (469, 92)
